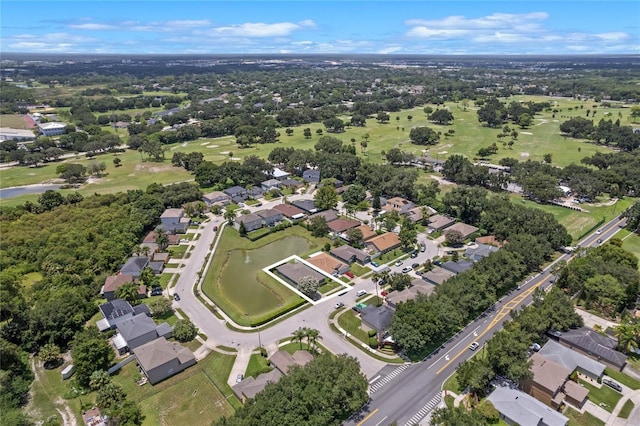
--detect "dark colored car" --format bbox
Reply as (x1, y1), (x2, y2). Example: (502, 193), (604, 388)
(410, 252), (418, 258)
(411, 263), (420, 269)
(150, 288), (163, 296)
(173, 293), (181, 301)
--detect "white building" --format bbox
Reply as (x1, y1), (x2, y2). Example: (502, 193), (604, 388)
(37, 122), (66, 137)
(0, 127), (35, 141)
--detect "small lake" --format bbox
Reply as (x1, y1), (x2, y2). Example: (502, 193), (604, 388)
(0, 184), (63, 199)
(219, 236), (313, 316)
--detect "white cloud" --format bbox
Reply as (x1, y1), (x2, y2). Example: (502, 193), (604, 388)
(406, 27), (469, 39)
(210, 21), (313, 38)
(378, 46), (402, 54)
(69, 23), (116, 30)
(406, 12), (548, 32)
(594, 32), (630, 42)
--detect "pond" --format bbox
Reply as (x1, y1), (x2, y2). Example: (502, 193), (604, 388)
(219, 236), (313, 316)
(0, 184), (63, 199)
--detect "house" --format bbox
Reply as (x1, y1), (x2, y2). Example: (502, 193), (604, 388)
(144, 230), (180, 246)
(292, 199), (318, 213)
(465, 243), (499, 262)
(82, 407), (107, 426)
(152, 252), (170, 264)
(427, 214), (455, 231)
(273, 167), (290, 180)
(224, 186), (247, 202)
(307, 209), (338, 223)
(405, 206), (436, 223)
(330, 245), (371, 265)
(538, 340), (606, 381)
(269, 350), (314, 374)
(148, 261), (165, 274)
(120, 257), (150, 278)
(303, 169), (320, 183)
(441, 259), (474, 275)
(113, 314), (172, 354)
(232, 369), (283, 402)
(307, 252), (349, 276)
(247, 186), (265, 199)
(328, 218), (361, 234)
(38, 121), (66, 136)
(236, 213), (263, 232)
(96, 299), (150, 331)
(445, 222), (479, 239)
(365, 232), (401, 254)
(475, 235), (505, 247)
(421, 267), (455, 285)
(382, 197), (415, 214)
(273, 203), (306, 220)
(133, 337), (196, 385)
(202, 191), (231, 206)
(522, 353), (589, 409)
(360, 304), (395, 341)
(276, 262), (325, 287)
(261, 178), (282, 192)
(555, 327), (627, 370)
(160, 208), (183, 225)
(386, 280), (435, 308)
(356, 224), (377, 241)
(280, 178), (304, 189)
(257, 209), (283, 227)
(487, 387), (568, 426)
(101, 274), (146, 301)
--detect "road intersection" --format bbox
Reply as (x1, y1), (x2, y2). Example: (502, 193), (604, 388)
(171, 192), (626, 425)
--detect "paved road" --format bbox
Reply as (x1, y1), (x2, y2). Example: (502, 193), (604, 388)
(346, 215), (627, 426)
(172, 194), (391, 378)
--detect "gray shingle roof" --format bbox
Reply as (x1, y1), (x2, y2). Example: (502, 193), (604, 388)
(360, 305), (395, 332)
(538, 340), (605, 379)
(558, 327), (627, 369)
(488, 387), (568, 426)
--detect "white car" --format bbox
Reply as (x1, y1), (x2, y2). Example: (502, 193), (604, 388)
(596, 229), (603, 234)
(401, 266), (413, 273)
(334, 302), (344, 309)
(395, 260), (403, 266)
(469, 342), (480, 351)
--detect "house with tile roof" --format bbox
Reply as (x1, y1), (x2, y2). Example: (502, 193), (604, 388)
(365, 232), (401, 254)
(307, 252), (349, 276)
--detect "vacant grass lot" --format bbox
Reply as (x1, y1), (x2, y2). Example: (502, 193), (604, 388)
(0, 114), (32, 128)
(112, 350), (239, 424)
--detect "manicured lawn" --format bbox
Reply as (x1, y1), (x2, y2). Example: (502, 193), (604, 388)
(618, 399), (635, 419)
(566, 407), (605, 426)
(245, 353), (273, 378)
(605, 368), (640, 390)
(158, 273), (173, 288)
(442, 372), (461, 393)
(377, 248), (408, 264)
(337, 310), (369, 343)
(168, 244), (188, 259)
(620, 230), (640, 269)
(349, 263), (370, 277)
(318, 279), (342, 294)
(580, 379), (622, 412)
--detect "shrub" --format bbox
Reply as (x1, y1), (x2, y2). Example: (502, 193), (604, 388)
(368, 337), (378, 348)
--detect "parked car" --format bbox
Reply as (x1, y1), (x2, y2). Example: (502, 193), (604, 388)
(411, 263), (420, 269)
(469, 342), (480, 351)
(150, 288), (163, 296)
(370, 261), (379, 267)
(173, 293), (181, 301)
(236, 374), (244, 384)
(345, 271), (355, 279)
(603, 379), (622, 392)
(213, 225), (218, 231)
(420, 245), (426, 252)
(395, 260), (403, 266)
(433, 260), (442, 266)
(334, 302), (344, 309)
(410, 252), (418, 259)
(401, 266), (412, 273)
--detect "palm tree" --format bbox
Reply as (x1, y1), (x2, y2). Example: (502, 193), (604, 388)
(154, 227), (169, 251)
(615, 322), (640, 354)
(307, 328), (322, 353)
(223, 208), (236, 225)
(292, 327), (306, 350)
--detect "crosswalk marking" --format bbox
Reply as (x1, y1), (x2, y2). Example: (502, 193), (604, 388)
(403, 394), (441, 426)
(368, 364), (409, 394)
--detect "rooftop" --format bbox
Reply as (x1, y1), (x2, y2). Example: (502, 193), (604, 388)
(487, 387), (568, 426)
(428, 214), (455, 230)
(133, 337), (194, 370)
(103, 274), (134, 293)
(366, 232), (401, 252)
(538, 340), (606, 379)
(328, 218), (361, 233)
(273, 203), (306, 218)
(360, 304), (395, 332)
(529, 352), (571, 394)
(276, 262), (325, 285)
(445, 222), (479, 238)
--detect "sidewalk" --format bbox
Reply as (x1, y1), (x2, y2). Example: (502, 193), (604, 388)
(606, 388), (640, 425)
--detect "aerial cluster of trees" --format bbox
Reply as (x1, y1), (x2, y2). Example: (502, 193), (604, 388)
(557, 241), (639, 318)
(476, 98), (550, 129)
(390, 189), (570, 356)
(560, 117), (640, 151)
(431, 287), (582, 425)
(193, 155), (274, 189)
(215, 354), (368, 426)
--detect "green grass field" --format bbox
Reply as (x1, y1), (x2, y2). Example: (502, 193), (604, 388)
(112, 350), (239, 424)
(618, 400), (635, 419)
(566, 407), (605, 426)
(0, 114), (32, 129)
(579, 379), (622, 412)
(337, 310), (369, 343)
(3, 96), (628, 208)
(245, 353), (273, 378)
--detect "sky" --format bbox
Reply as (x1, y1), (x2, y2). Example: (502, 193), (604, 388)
(1, 1), (639, 55)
